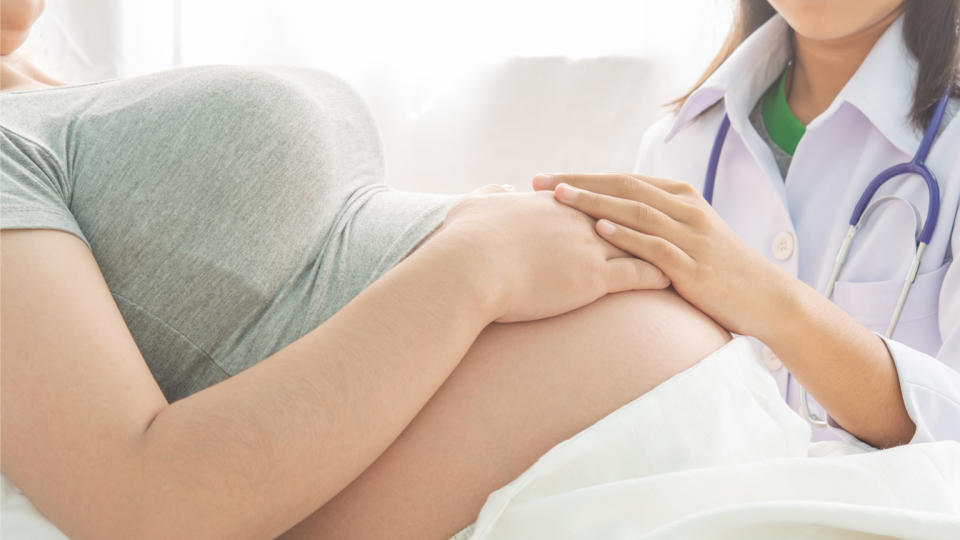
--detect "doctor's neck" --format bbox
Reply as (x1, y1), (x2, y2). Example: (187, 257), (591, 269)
(787, 6), (904, 125)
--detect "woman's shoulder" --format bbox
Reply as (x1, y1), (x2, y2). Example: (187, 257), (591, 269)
(141, 64), (361, 102)
(0, 64), (346, 96)
(633, 104), (725, 177)
(2, 64), (374, 163)
(1, 65), (363, 120)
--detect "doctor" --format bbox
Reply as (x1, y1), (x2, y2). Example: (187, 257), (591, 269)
(534, 0), (959, 449)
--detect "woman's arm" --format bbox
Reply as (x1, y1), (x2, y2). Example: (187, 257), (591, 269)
(1, 227), (493, 540)
(534, 173), (917, 449)
(1, 190), (667, 540)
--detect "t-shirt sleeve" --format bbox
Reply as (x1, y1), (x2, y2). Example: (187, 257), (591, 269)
(1, 126), (91, 250)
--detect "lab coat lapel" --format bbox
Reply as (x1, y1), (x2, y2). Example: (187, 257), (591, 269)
(666, 14), (796, 212)
(813, 16), (921, 155)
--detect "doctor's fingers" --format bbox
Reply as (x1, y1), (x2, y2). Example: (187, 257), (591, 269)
(534, 173), (698, 221)
(624, 174), (703, 199)
(553, 185), (699, 251)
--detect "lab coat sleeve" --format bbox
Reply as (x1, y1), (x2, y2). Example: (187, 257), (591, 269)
(830, 212), (960, 446)
(880, 330), (960, 444)
(882, 207), (960, 443)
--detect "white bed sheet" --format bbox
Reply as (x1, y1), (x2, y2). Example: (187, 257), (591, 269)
(7, 338), (960, 540)
(7, 337), (959, 539)
(461, 337), (960, 540)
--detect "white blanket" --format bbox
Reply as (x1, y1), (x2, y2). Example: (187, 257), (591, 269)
(463, 337), (960, 540)
(4, 338), (960, 539)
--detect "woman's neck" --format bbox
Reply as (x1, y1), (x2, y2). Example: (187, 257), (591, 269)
(1, 53), (62, 92)
(787, 8), (903, 124)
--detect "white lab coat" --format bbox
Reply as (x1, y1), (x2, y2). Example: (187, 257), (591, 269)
(634, 13), (960, 445)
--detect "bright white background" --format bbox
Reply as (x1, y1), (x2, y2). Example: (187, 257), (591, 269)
(19, 0), (734, 193)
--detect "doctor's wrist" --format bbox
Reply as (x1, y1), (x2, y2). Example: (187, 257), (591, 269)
(745, 267), (813, 348)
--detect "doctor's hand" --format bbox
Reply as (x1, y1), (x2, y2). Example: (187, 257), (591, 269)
(433, 184), (670, 324)
(532, 173), (800, 340)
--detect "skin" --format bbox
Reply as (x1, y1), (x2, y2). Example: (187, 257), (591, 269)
(771, 0), (906, 123)
(0, 0), (61, 91)
(280, 289), (729, 539)
(0, 0), (43, 54)
(531, 0), (919, 449)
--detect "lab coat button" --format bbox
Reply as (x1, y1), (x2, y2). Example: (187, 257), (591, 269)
(762, 346), (783, 370)
(771, 231), (795, 261)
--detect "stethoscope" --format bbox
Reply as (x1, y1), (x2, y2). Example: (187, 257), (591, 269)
(703, 91), (949, 427)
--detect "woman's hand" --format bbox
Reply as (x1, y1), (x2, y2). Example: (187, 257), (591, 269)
(531, 173), (799, 339)
(432, 183), (671, 323)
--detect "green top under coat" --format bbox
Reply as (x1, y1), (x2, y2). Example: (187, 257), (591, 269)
(761, 67), (806, 156)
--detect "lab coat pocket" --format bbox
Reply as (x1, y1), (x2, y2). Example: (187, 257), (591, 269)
(831, 262), (949, 356)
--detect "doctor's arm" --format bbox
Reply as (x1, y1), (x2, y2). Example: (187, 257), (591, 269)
(532, 172), (940, 449)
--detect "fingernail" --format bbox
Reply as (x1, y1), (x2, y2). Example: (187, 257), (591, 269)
(500, 183), (515, 191)
(532, 174), (554, 189)
(555, 183), (579, 203)
(597, 219), (615, 235)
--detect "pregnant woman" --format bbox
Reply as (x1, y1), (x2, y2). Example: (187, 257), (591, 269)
(1, 2), (733, 539)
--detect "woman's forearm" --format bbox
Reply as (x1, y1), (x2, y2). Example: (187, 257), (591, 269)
(133, 233), (501, 540)
(760, 280), (915, 449)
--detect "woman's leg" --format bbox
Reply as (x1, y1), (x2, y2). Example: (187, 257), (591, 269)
(279, 288), (731, 540)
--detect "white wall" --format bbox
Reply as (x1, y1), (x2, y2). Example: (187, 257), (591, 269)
(19, 0), (734, 193)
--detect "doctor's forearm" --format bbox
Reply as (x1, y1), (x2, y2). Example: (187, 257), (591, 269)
(759, 281), (916, 449)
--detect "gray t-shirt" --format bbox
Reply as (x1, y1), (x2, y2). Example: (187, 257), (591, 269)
(1, 65), (460, 401)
